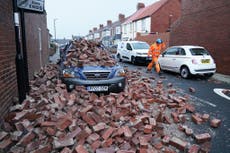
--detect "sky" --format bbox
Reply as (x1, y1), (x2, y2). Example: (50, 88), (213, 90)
(45, 0), (159, 39)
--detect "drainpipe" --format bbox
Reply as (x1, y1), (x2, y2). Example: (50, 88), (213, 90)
(12, 0), (26, 102)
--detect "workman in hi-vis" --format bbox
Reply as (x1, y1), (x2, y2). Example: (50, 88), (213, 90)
(147, 38), (166, 73)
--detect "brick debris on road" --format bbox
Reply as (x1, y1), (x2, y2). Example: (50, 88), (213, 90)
(0, 40), (222, 153)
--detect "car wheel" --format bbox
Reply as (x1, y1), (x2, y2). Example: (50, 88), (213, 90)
(180, 66), (191, 79)
(131, 56), (136, 65)
(117, 54), (122, 62)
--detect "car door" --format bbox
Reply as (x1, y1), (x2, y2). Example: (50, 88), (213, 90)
(171, 47), (187, 73)
(159, 47), (178, 71)
(118, 42), (126, 60)
(125, 43), (133, 62)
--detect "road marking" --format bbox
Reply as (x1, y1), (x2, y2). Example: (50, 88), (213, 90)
(176, 90), (217, 107)
(213, 88), (230, 100)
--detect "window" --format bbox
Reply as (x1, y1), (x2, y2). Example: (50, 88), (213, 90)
(132, 42), (149, 49)
(190, 48), (210, 56)
(126, 43), (132, 50)
(164, 48), (178, 55)
(141, 19), (146, 31)
(178, 48), (186, 55)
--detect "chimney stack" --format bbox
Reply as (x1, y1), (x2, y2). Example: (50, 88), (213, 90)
(107, 20), (112, 26)
(118, 14), (125, 22)
(93, 27), (97, 32)
(99, 24), (104, 29)
(137, 3), (145, 11)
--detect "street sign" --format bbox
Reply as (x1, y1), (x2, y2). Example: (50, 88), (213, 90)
(17, 0), (44, 12)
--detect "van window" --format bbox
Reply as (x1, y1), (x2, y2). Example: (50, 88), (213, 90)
(132, 42), (149, 49)
(126, 43), (132, 50)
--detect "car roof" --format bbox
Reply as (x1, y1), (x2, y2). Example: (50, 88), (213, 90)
(169, 45), (205, 49)
(120, 40), (147, 44)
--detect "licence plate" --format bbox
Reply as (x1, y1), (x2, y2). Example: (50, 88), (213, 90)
(87, 86), (108, 92)
(201, 59), (210, 64)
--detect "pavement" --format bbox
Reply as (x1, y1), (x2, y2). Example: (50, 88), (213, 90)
(212, 73), (230, 84)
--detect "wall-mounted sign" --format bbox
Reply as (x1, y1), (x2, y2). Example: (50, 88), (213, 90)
(17, 0), (44, 12)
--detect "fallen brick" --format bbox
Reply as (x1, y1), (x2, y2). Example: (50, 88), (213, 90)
(189, 87), (196, 93)
(87, 133), (100, 144)
(139, 136), (148, 148)
(93, 122), (106, 132)
(53, 138), (74, 149)
(60, 147), (72, 153)
(122, 126), (132, 138)
(143, 125), (153, 134)
(194, 133), (211, 143)
(32, 145), (52, 153)
(75, 145), (89, 153)
(188, 144), (200, 153)
(191, 114), (203, 124)
(18, 131), (36, 146)
(96, 147), (116, 153)
(169, 137), (188, 151)
(210, 118), (221, 128)
(0, 137), (12, 149)
(0, 131), (8, 141)
(202, 114), (210, 122)
(91, 140), (101, 152)
(102, 127), (114, 140)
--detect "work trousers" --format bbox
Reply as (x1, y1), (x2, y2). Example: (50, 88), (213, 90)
(147, 56), (160, 73)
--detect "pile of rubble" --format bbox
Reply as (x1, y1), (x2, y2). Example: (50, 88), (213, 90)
(0, 60), (221, 152)
(63, 40), (116, 67)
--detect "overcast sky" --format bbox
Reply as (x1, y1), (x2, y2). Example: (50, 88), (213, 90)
(45, 0), (158, 39)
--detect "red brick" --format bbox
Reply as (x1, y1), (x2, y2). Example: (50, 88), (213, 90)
(53, 138), (74, 149)
(19, 132), (36, 146)
(102, 127), (114, 140)
(185, 104), (195, 113)
(139, 136), (148, 148)
(0, 137), (12, 149)
(75, 145), (89, 153)
(202, 114), (210, 122)
(0, 131), (8, 141)
(93, 122), (106, 132)
(188, 144), (200, 153)
(154, 142), (163, 150)
(87, 133), (100, 144)
(191, 114), (203, 124)
(122, 126), (132, 138)
(81, 113), (96, 126)
(46, 127), (56, 136)
(162, 135), (170, 144)
(139, 148), (147, 153)
(80, 105), (93, 113)
(189, 87), (196, 93)
(40, 121), (56, 127)
(66, 127), (82, 139)
(210, 118), (221, 128)
(117, 151), (135, 153)
(169, 137), (188, 151)
(11, 131), (23, 141)
(194, 133), (211, 144)
(96, 147), (116, 153)
(144, 125), (153, 134)
(56, 117), (73, 131)
(91, 140), (101, 152)
(60, 147), (72, 153)
(32, 145), (52, 153)
(102, 138), (113, 147)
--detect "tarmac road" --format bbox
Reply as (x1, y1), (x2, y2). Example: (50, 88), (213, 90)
(119, 61), (230, 153)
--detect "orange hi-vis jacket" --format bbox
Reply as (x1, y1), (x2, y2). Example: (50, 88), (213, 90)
(148, 42), (166, 57)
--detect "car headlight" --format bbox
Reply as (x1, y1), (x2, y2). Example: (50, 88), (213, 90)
(63, 69), (75, 78)
(115, 68), (126, 77)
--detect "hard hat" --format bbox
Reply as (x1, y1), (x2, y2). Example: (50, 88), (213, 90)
(156, 38), (163, 44)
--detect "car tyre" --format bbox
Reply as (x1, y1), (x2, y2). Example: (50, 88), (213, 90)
(117, 54), (122, 62)
(180, 66), (191, 79)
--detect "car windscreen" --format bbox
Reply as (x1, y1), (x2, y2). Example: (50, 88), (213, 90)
(132, 43), (150, 50)
(190, 48), (210, 56)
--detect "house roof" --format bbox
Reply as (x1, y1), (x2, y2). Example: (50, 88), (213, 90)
(123, 0), (168, 24)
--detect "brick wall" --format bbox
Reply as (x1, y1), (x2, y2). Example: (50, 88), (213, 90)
(135, 32), (170, 47)
(170, 0), (230, 75)
(151, 0), (181, 33)
(0, 0), (18, 115)
(25, 13), (49, 80)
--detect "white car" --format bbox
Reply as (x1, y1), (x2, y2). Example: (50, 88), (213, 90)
(158, 45), (216, 78)
(116, 41), (151, 64)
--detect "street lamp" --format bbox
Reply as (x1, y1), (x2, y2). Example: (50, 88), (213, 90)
(53, 18), (58, 42)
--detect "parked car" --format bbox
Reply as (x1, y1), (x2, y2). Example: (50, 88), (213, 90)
(158, 45), (216, 78)
(116, 41), (151, 64)
(59, 40), (126, 93)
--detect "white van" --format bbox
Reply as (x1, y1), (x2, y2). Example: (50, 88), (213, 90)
(116, 41), (151, 64)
